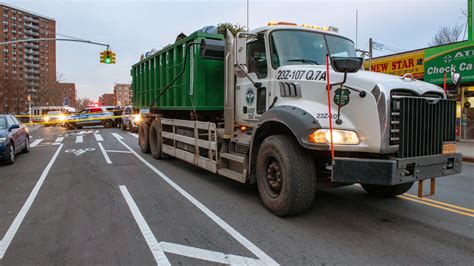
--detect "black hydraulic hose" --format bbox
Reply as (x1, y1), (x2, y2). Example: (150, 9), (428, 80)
(148, 42), (199, 109)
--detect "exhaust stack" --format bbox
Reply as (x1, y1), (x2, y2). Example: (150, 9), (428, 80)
(223, 29), (235, 139)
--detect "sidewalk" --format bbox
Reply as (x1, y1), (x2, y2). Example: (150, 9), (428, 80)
(457, 141), (474, 163)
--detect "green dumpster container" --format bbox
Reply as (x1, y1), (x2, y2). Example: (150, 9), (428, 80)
(131, 31), (225, 112)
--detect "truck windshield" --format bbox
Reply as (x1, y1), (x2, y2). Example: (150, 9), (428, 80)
(270, 30), (356, 68)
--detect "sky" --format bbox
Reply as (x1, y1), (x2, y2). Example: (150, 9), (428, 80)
(4, 0), (469, 101)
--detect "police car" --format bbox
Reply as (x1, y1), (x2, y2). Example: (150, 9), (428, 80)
(64, 106), (115, 130)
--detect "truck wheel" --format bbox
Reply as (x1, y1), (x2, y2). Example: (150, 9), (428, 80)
(361, 182), (414, 197)
(149, 119), (164, 159)
(256, 135), (316, 216)
(139, 122), (151, 153)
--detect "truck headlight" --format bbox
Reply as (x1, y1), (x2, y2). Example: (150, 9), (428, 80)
(308, 129), (359, 145)
(58, 115), (65, 122)
(43, 116), (50, 122)
(134, 114), (141, 123)
(0, 137), (6, 143)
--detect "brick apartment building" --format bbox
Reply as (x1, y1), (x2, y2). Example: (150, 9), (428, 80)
(0, 3), (56, 113)
(99, 93), (115, 106)
(114, 83), (132, 107)
(56, 82), (76, 107)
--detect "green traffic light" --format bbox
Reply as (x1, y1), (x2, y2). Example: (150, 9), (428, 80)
(105, 57), (111, 64)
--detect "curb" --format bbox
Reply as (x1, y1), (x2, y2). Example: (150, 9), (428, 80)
(463, 157), (474, 163)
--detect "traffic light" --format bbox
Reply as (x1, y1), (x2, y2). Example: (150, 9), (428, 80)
(109, 51), (116, 64)
(100, 49), (116, 64)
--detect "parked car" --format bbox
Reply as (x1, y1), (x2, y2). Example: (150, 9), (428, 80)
(121, 106), (140, 133)
(64, 107), (115, 130)
(0, 114), (30, 164)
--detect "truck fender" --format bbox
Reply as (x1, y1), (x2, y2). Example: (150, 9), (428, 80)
(247, 105), (322, 181)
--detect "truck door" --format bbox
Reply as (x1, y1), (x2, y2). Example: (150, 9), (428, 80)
(235, 35), (270, 125)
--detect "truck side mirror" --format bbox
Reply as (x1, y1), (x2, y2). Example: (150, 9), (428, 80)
(331, 57), (364, 73)
(447, 72), (462, 94)
(451, 72), (461, 86)
(234, 37), (248, 78)
(234, 37), (247, 65)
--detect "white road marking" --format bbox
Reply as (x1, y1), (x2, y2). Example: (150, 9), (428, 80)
(98, 142), (112, 164)
(29, 139), (43, 148)
(75, 136), (83, 143)
(64, 148), (95, 156)
(111, 132), (123, 140)
(119, 186), (171, 266)
(0, 144), (63, 259)
(113, 134), (277, 265)
(52, 137), (63, 145)
(94, 134), (104, 142)
(127, 132), (138, 138)
(159, 242), (262, 265)
(105, 150), (132, 154)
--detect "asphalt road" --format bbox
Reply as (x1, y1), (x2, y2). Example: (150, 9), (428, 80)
(0, 126), (473, 265)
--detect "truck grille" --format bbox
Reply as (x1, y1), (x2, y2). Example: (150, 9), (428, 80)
(390, 90), (455, 158)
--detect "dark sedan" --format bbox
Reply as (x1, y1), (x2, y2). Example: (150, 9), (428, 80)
(0, 114), (30, 164)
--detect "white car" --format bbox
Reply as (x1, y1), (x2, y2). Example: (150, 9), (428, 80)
(121, 106), (140, 133)
(43, 111), (66, 126)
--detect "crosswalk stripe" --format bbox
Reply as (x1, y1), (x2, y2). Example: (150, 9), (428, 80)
(95, 134), (104, 142)
(52, 137), (64, 145)
(30, 139), (43, 148)
(75, 136), (83, 143)
(127, 132), (138, 138)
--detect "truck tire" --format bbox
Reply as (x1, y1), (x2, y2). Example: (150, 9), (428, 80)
(256, 135), (316, 216)
(139, 122), (151, 153)
(149, 119), (164, 159)
(361, 182), (414, 197)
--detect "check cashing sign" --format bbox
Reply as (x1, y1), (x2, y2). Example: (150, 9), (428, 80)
(424, 42), (474, 84)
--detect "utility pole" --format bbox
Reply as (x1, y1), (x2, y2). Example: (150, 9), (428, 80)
(355, 10), (358, 50)
(368, 38), (373, 71)
(246, 0), (249, 30)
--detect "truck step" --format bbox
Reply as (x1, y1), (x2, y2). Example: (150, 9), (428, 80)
(218, 168), (245, 183)
(220, 152), (245, 163)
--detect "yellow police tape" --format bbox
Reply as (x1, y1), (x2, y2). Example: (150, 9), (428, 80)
(17, 115), (133, 126)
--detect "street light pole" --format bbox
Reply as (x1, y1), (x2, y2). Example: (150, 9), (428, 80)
(0, 37), (109, 47)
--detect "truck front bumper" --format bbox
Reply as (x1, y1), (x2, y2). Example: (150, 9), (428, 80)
(331, 153), (462, 185)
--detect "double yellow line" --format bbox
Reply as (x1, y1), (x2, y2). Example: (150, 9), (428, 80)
(399, 194), (474, 218)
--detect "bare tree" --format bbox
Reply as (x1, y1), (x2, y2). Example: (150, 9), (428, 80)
(75, 98), (92, 110)
(0, 75), (27, 114)
(429, 24), (464, 46)
(37, 74), (63, 107)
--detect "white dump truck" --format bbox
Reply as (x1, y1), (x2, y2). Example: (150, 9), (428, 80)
(131, 22), (462, 216)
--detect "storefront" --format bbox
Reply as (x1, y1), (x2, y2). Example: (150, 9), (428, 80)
(366, 0), (474, 140)
(424, 42), (474, 140)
